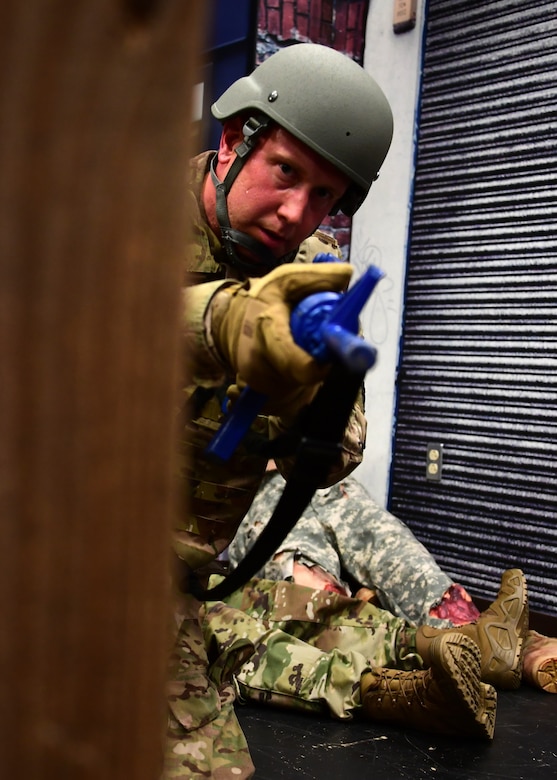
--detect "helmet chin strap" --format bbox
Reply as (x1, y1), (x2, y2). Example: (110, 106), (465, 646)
(210, 117), (297, 276)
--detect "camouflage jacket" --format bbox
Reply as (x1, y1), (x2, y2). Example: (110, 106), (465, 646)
(176, 152), (367, 571)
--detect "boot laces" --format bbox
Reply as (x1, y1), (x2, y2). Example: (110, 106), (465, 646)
(377, 670), (428, 708)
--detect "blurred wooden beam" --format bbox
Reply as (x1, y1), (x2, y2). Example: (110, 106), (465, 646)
(0, 1), (206, 777)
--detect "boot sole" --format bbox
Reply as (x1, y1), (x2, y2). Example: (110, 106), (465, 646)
(536, 658), (557, 693)
(432, 632), (497, 740)
(479, 569), (529, 690)
(476, 682), (497, 738)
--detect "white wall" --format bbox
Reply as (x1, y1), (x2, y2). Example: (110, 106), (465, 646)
(351, 1), (427, 504)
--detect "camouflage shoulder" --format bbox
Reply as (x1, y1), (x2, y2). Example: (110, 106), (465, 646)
(294, 230), (342, 264)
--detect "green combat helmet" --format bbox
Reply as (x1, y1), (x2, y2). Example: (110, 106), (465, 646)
(209, 43), (394, 274)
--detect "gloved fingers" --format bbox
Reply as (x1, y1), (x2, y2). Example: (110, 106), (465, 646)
(258, 306), (328, 385)
(248, 261), (352, 303)
(236, 299), (329, 388)
(211, 263), (353, 418)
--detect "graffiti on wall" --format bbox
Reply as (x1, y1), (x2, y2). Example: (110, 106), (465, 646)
(257, 0), (368, 62)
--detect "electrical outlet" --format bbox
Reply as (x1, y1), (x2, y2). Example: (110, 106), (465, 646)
(426, 443), (443, 482)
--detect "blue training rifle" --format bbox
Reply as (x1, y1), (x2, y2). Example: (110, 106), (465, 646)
(205, 254), (384, 462)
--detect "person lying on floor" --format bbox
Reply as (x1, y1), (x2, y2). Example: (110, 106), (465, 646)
(226, 463), (557, 695)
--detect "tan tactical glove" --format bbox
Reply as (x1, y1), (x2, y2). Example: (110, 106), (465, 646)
(210, 262), (353, 416)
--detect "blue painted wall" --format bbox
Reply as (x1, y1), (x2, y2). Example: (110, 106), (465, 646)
(203, 0), (257, 150)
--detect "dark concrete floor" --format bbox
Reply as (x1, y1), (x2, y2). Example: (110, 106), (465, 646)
(237, 684), (556, 779)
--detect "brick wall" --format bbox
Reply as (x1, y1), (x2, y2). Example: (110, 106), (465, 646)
(258, 0), (368, 62)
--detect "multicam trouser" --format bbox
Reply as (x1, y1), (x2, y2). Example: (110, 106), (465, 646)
(228, 470), (455, 628)
(164, 577), (421, 778)
(165, 591), (256, 779)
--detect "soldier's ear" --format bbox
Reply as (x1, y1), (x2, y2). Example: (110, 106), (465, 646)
(217, 117), (245, 165)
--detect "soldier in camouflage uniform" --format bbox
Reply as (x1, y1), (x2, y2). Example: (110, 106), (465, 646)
(169, 44), (529, 778)
(228, 467), (478, 628)
(229, 467), (557, 694)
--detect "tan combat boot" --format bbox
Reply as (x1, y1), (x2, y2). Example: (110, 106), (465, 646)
(416, 569), (528, 690)
(360, 632), (496, 740)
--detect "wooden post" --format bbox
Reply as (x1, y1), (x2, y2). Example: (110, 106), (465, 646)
(0, 1), (206, 777)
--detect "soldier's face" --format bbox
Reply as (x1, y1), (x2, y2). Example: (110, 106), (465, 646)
(214, 120), (349, 263)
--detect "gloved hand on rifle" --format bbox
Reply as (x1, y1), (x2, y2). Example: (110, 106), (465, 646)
(205, 262), (353, 417)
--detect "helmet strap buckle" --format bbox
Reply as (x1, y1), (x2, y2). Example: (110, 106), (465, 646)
(235, 114), (271, 158)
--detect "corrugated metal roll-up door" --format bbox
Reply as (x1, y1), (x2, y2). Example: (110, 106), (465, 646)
(389, 0), (557, 616)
